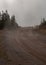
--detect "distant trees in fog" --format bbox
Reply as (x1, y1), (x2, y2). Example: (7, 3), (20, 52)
(39, 18), (46, 29)
(40, 18), (46, 26)
(0, 10), (18, 30)
(0, 10), (46, 30)
(11, 15), (18, 29)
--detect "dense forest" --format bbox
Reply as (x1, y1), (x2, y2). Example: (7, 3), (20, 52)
(0, 10), (18, 30)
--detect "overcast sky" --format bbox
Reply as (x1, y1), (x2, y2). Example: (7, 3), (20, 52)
(0, 0), (46, 27)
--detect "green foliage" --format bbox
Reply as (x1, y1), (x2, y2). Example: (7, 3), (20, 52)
(0, 10), (9, 29)
(0, 10), (18, 30)
(40, 18), (46, 26)
(39, 18), (46, 29)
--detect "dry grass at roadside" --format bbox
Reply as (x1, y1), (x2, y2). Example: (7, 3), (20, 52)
(34, 28), (46, 35)
(38, 29), (46, 34)
(33, 25), (46, 35)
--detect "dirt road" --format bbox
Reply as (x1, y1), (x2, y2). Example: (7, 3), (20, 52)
(0, 28), (46, 65)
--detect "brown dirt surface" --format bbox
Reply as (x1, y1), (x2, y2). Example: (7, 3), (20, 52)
(0, 28), (46, 65)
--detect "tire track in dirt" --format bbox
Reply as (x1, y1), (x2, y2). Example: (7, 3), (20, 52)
(1, 29), (46, 65)
(14, 30), (46, 64)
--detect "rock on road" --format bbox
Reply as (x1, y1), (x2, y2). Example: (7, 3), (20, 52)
(0, 28), (46, 65)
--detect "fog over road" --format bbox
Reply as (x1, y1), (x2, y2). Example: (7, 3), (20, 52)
(0, 28), (46, 65)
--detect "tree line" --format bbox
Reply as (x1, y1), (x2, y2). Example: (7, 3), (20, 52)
(0, 10), (18, 30)
(39, 18), (46, 29)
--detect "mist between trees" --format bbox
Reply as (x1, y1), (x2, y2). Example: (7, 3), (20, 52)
(0, 10), (18, 30)
(0, 10), (46, 30)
